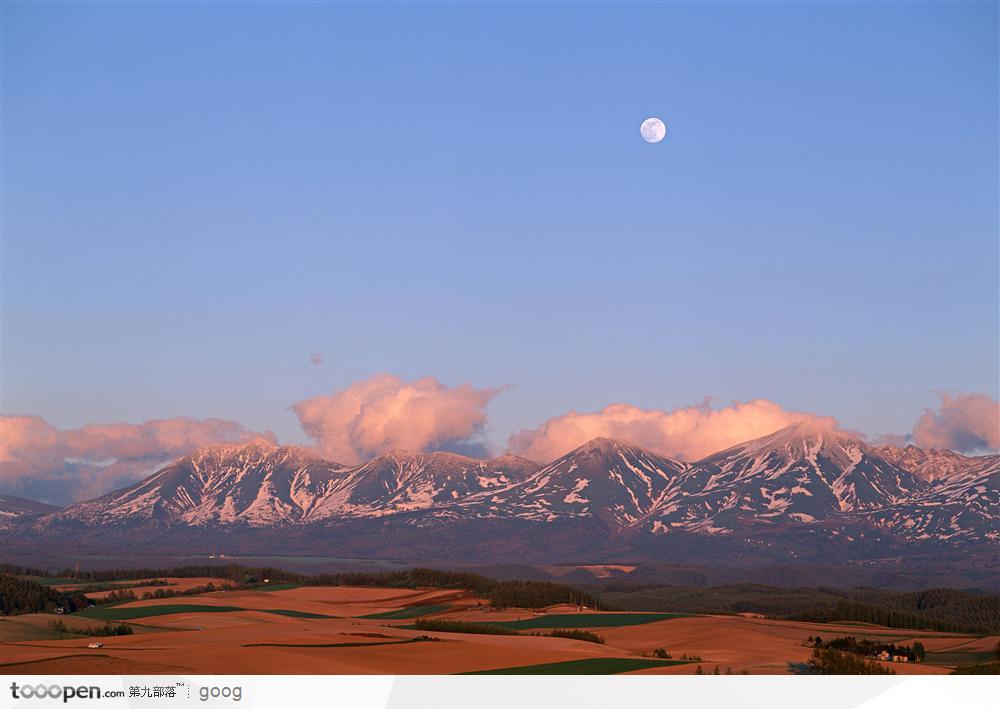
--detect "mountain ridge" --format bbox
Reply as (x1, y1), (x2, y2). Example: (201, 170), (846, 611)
(10, 424), (997, 561)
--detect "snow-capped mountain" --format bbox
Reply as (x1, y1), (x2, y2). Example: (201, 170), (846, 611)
(0, 494), (61, 528)
(643, 422), (926, 535)
(312, 450), (539, 519)
(463, 438), (688, 526)
(52, 440), (348, 526)
(873, 444), (993, 482)
(859, 454), (999, 543)
(21, 423), (996, 556)
(50, 441), (538, 527)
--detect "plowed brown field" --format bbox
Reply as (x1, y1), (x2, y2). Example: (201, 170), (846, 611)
(1, 585), (987, 675)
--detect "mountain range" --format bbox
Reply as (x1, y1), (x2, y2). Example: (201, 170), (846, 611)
(3, 422), (996, 564)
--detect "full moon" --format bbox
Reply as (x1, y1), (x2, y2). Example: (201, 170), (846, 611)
(640, 117), (666, 143)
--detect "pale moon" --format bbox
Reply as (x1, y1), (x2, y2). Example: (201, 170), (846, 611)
(640, 117), (666, 143)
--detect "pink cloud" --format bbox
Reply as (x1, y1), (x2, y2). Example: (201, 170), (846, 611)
(0, 415), (274, 502)
(911, 393), (999, 453)
(506, 399), (836, 462)
(291, 374), (500, 464)
(0, 415), (60, 462)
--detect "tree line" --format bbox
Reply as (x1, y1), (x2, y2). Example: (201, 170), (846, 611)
(807, 647), (895, 675)
(48, 619), (134, 637)
(0, 574), (90, 615)
(785, 597), (997, 635)
(812, 635), (926, 662)
(2, 564), (604, 613)
(599, 582), (1000, 634)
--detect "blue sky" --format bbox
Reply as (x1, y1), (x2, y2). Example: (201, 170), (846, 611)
(3, 1), (997, 454)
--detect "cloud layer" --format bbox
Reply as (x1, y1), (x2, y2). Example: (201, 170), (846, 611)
(5, 377), (995, 505)
(506, 399), (836, 462)
(291, 374), (500, 464)
(911, 393), (999, 453)
(0, 415), (273, 504)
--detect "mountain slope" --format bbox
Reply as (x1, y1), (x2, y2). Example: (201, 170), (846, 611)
(643, 421), (927, 534)
(859, 454), (999, 542)
(874, 444), (992, 482)
(50, 442), (539, 527)
(464, 438), (688, 526)
(28, 424), (994, 556)
(310, 450), (539, 519)
(0, 494), (61, 528)
(52, 441), (347, 526)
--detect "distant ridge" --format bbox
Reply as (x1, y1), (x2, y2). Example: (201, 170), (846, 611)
(8, 423), (997, 562)
(0, 494), (61, 525)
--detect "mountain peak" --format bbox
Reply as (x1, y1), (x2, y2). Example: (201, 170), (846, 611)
(368, 449), (473, 465)
(190, 437), (279, 458)
(489, 452), (539, 466)
(873, 443), (988, 482)
(574, 436), (636, 454)
(487, 435), (687, 527)
(0, 494), (61, 526)
(27, 419), (993, 551)
(776, 419), (839, 438)
(728, 420), (854, 455)
(372, 448), (418, 462)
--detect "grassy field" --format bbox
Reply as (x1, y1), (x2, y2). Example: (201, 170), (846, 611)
(2, 577), (986, 674)
(80, 604), (336, 621)
(925, 651), (996, 666)
(361, 604), (451, 620)
(28, 577), (81, 586)
(461, 657), (691, 675)
(405, 619), (519, 635)
(478, 613), (691, 630)
(262, 609), (337, 619)
(0, 619), (70, 642)
(81, 604), (245, 620)
(249, 584), (300, 592)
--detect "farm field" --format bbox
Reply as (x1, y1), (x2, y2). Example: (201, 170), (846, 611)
(462, 657), (691, 674)
(78, 604), (338, 621)
(361, 604), (452, 620)
(52, 577), (234, 592)
(1, 583), (994, 675)
(475, 612), (692, 630)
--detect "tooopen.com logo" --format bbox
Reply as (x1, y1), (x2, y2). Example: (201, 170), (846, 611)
(10, 682), (125, 703)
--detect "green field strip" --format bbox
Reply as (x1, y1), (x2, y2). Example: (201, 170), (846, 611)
(474, 613), (691, 630)
(397, 620), (517, 635)
(26, 577), (81, 586)
(360, 604), (451, 620)
(925, 651), (996, 666)
(80, 604), (247, 620)
(460, 657), (692, 675)
(243, 637), (429, 649)
(260, 609), (337, 619)
(78, 604), (337, 621)
(249, 584), (301, 592)
(0, 619), (75, 642)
